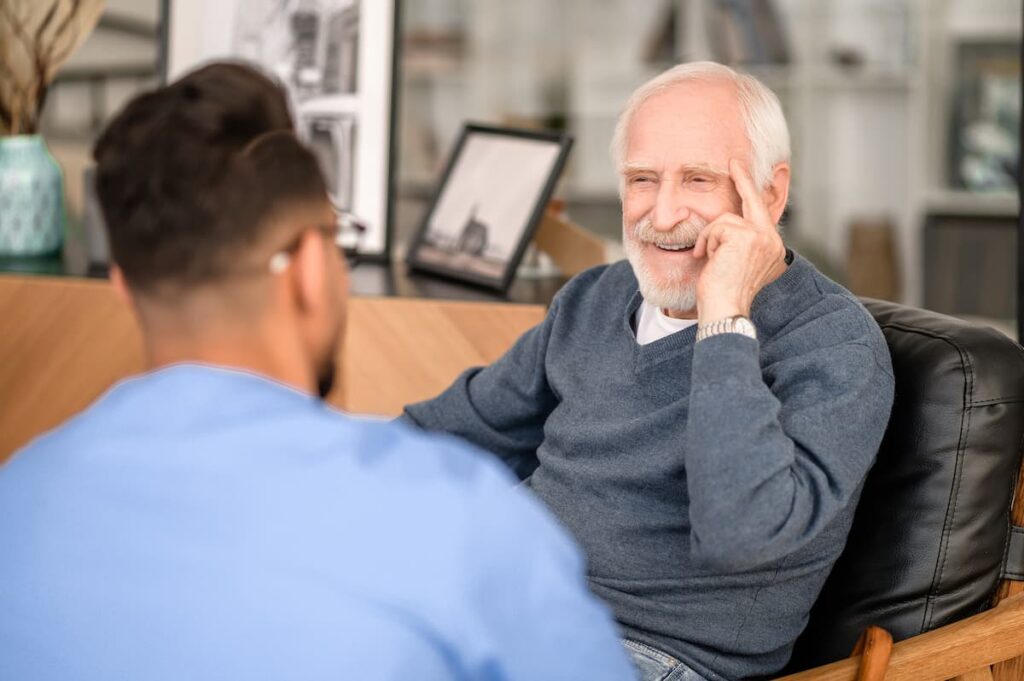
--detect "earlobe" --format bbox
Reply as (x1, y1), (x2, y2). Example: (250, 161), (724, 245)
(765, 163), (791, 225)
(109, 265), (133, 307)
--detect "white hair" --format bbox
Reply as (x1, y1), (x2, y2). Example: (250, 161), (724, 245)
(611, 61), (791, 191)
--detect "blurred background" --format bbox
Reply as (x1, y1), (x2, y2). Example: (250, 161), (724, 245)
(38, 0), (1022, 338)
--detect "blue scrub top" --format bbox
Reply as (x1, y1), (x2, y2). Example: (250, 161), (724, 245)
(0, 364), (635, 681)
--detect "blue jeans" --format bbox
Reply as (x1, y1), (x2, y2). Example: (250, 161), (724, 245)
(623, 639), (708, 681)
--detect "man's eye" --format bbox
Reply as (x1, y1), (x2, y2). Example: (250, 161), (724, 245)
(631, 176), (653, 184)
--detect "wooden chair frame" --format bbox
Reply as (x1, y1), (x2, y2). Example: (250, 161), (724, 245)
(777, 462), (1024, 681)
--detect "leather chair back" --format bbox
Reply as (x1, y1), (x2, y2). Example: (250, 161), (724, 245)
(786, 299), (1024, 671)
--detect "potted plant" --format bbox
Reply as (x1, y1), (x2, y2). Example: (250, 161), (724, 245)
(0, 0), (104, 257)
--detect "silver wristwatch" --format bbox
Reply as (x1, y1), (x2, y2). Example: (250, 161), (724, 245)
(696, 315), (758, 342)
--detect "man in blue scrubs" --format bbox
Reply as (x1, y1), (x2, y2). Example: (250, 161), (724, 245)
(0, 63), (635, 681)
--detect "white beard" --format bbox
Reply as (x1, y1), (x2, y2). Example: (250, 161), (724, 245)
(623, 215), (707, 313)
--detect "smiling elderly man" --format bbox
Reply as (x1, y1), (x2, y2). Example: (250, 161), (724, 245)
(403, 62), (895, 681)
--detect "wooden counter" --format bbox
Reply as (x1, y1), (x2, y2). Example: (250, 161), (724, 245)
(0, 275), (545, 460)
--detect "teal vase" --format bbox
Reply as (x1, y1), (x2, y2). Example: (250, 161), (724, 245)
(0, 135), (65, 256)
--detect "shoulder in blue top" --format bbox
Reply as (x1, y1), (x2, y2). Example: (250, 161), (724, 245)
(0, 363), (635, 681)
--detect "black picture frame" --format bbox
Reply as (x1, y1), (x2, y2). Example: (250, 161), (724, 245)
(406, 123), (573, 293)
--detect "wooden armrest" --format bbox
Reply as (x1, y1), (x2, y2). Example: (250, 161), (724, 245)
(851, 626), (893, 681)
(775, 593), (1024, 681)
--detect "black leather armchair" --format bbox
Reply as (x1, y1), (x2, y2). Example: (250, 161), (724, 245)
(779, 299), (1024, 680)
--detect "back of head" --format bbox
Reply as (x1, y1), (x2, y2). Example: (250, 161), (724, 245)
(93, 61), (328, 295)
(611, 61), (791, 190)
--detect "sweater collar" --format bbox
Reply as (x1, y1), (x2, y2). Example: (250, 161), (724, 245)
(750, 250), (817, 336)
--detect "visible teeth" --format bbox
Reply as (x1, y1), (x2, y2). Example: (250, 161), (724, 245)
(656, 244), (692, 251)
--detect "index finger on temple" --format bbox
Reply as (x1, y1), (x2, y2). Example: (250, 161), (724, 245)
(730, 158), (771, 227)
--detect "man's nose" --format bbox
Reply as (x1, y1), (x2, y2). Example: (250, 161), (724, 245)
(651, 182), (690, 232)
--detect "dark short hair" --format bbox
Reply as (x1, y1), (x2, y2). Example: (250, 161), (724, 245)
(93, 61), (329, 292)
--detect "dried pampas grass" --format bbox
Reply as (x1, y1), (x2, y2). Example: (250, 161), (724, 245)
(0, 0), (106, 135)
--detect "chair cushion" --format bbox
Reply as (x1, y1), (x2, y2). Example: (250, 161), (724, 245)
(786, 299), (1024, 671)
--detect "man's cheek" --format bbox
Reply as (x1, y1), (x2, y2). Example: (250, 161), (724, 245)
(623, 198), (650, 223)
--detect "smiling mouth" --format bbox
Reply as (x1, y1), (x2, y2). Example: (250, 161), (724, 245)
(653, 243), (695, 252)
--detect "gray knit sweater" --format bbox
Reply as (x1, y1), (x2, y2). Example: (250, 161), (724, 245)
(403, 254), (895, 680)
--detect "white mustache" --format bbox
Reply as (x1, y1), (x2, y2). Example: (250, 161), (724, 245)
(630, 215), (708, 248)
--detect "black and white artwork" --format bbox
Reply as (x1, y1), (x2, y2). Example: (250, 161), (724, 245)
(166, 0), (397, 257)
(304, 113), (357, 213)
(407, 124), (573, 292)
(950, 41), (1020, 193)
(231, 0), (360, 100)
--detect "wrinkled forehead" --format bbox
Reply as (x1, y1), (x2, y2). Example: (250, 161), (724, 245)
(625, 80), (749, 167)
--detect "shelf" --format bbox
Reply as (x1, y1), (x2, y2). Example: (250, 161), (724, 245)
(923, 190), (1019, 217)
(97, 13), (159, 40)
(805, 68), (921, 92)
(402, 53), (466, 81)
(746, 64), (921, 92)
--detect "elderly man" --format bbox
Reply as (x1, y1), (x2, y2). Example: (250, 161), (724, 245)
(0, 63), (636, 681)
(404, 61), (895, 681)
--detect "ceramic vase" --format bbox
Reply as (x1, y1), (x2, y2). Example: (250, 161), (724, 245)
(0, 135), (65, 257)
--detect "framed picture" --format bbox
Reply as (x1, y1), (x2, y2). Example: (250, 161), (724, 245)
(163, 0), (400, 259)
(949, 40), (1020, 193)
(406, 124), (573, 292)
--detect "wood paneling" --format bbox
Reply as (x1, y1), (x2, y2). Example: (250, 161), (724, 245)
(341, 296), (544, 416)
(0, 275), (545, 460)
(0, 276), (144, 459)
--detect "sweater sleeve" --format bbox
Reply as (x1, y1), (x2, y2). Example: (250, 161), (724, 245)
(684, 327), (894, 572)
(401, 296), (561, 480)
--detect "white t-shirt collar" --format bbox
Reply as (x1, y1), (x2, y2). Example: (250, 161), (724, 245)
(634, 299), (698, 345)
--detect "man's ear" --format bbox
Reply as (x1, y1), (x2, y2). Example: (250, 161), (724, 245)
(289, 229), (327, 316)
(762, 163), (791, 226)
(109, 265), (134, 307)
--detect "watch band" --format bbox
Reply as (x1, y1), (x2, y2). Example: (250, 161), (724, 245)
(696, 315), (757, 342)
